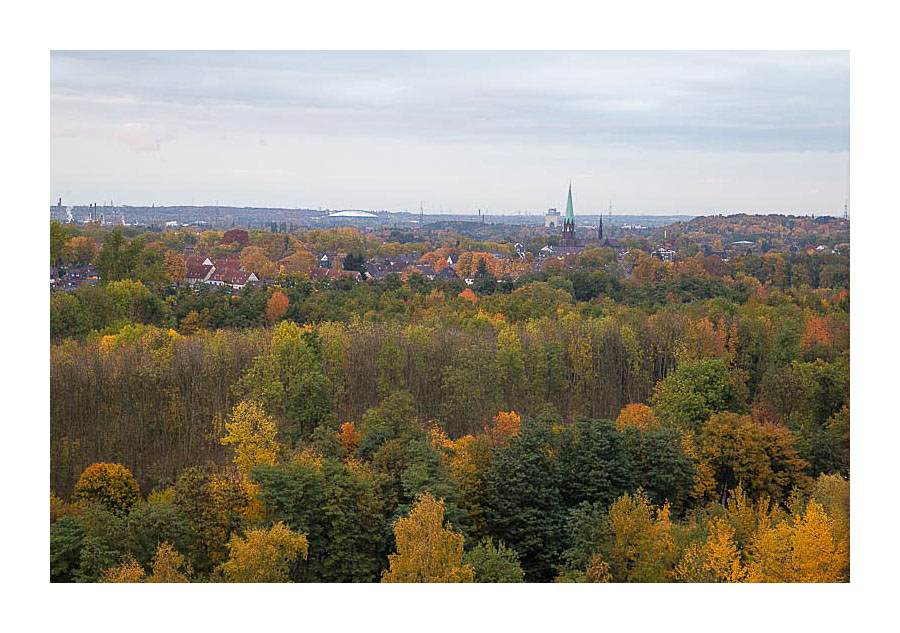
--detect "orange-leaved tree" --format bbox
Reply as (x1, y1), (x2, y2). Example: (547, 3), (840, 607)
(264, 289), (289, 326)
(489, 411), (521, 447)
(336, 421), (362, 455)
(459, 287), (477, 303)
(615, 404), (660, 432)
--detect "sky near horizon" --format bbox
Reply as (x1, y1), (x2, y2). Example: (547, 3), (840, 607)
(50, 51), (849, 215)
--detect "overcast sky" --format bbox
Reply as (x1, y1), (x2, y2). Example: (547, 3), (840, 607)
(50, 51), (849, 215)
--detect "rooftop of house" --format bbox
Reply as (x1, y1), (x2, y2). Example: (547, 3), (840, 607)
(209, 269), (256, 285)
(409, 264), (436, 277)
(308, 267), (361, 281)
(185, 255), (213, 267)
(186, 263), (214, 279)
(213, 258), (244, 270)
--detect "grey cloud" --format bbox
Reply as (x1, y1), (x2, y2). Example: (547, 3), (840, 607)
(51, 51), (848, 153)
(49, 51), (849, 214)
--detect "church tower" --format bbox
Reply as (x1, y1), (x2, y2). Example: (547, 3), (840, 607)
(562, 183), (576, 247)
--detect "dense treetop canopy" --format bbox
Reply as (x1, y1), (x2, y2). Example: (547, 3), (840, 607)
(50, 217), (850, 583)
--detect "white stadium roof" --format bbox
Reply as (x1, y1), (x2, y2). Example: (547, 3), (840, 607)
(327, 210), (377, 218)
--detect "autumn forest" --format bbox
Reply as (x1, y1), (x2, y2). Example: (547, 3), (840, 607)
(49, 216), (850, 583)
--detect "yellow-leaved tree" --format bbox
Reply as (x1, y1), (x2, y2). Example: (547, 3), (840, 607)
(74, 462), (141, 514)
(786, 500), (848, 582)
(448, 434), (494, 539)
(585, 554), (612, 583)
(147, 542), (192, 583)
(101, 555), (146, 583)
(219, 522), (309, 583)
(240, 246), (278, 280)
(101, 542), (193, 583)
(164, 250), (187, 285)
(675, 517), (747, 583)
(745, 499), (848, 583)
(382, 492), (475, 583)
(811, 473), (850, 564)
(220, 400), (280, 476)
(50, 491), (69, 523)
(606, 489), (677, 582)
(279, 250), (316, 274)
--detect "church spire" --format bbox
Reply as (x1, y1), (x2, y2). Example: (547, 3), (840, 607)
(562, 182), (576, 247)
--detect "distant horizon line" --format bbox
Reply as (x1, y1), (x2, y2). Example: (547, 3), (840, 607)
(48, 202), (846, 218)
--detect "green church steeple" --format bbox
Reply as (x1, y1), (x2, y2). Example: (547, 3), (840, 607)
(562, 182), (577, 247)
